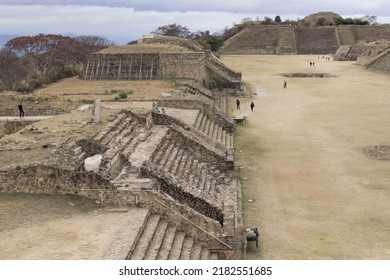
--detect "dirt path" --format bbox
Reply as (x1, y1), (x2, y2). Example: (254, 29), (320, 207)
(222, 55), (390, 259)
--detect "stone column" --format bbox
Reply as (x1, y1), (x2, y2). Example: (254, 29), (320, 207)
(92, 99), (102, 123)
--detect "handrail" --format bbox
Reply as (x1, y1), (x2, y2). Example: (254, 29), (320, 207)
(153, 197), (233, 250)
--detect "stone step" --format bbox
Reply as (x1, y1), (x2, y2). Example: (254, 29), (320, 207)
(144, 219), (169, 260)
(122, 131), (143, 158)
(94, 112), (127, 142)
(159, 142), (175, 168)
(212, 122), (218, 139)
(209, 120), (216, 138)
(101, 115), (133, 146)
(198, 113), (206, 131)
(111, 121), (137, 148)
(200, 247), (210, 260)
(171, 148), (184, 175)
(184, 156), (194, 183)
(202, 118), (210, 134)
(216, 126), (221, 142)
(112, 166), (139, 184)
(198, 169), (207, 191)
(180, 236), (194, 260)
(165, 145), (180, 173)
(168, 231), (186, 260)
(221, 129), (226, 144)
(130, 214), (160, 260)
(128, 126), (169, 168)
(157, 225), (177, 260)
(174, 153), (187, 177)
(190, 243), (202, 260)
(151, 137), (170, 165)
(193, 111), (202, 128)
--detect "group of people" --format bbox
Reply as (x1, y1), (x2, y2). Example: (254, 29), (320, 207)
(236, 99), (255, 112)
(309, 62), (315, 66)
(154, 107), (165, 114)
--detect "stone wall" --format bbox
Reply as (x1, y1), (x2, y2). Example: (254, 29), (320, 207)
(338, 26), (390, 45)
(365, 48), (390, 73)
(220, 25), (296, 55)
(294, 26), (339, 54)
(0, 120), (37, 138)
(0, 107), (68, 116)
(159, 52), (206, 81)
(83, 53), (160, 80)
(83, 52), (207, 82)
(0, 163), (227, 238)
(220, 25), (390, 55)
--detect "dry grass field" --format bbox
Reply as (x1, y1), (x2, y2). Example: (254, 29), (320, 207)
(222, 55), (390, 259)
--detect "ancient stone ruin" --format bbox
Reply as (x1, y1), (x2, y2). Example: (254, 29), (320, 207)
(0, 96), (240, 260)
(82, 35), (242, 90)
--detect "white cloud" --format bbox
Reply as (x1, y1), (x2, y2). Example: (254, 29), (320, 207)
(1, 0), (390, 15)
(0, 2), (389, 45)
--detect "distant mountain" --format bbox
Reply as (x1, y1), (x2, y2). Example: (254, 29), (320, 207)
(0, 34), (19, 49)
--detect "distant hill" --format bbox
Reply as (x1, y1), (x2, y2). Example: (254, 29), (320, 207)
(0, 34), (18, 49)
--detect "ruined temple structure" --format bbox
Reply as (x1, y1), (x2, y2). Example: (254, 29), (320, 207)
(82, 35), (242, 90)
(0, 100), (240, 260)
(334, 40), (390, 73)
(219, 12), (390, 55)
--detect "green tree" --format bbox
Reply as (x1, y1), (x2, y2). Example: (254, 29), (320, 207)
(275, 15), (282, 23)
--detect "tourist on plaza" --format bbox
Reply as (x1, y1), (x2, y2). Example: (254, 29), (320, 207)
(236, 99), (240, 110)
(18, 103), (24, 118)
(283, 81), (287, 88)
(250, 101), (255, 111)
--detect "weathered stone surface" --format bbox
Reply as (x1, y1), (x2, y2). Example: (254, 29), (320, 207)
(84, 154), (103, 172)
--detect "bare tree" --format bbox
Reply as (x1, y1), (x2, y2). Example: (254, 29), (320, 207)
(0, 50), (28, 90)
(152, 23), (192, 38)
(75, 35), (114, 53)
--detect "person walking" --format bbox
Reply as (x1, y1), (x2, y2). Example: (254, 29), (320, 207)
(250, 101), (255, 111)
(18, 103), (25, 118)
(283, 80), (287, 88)
(236, 99), (240, 110)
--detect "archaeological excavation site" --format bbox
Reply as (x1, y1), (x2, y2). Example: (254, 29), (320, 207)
(0, 35), (244, 260)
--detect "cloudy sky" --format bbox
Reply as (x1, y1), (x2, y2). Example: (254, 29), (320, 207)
(1, 0), (390, 44)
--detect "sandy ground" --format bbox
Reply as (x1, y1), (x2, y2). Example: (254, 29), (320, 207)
(222, 55), (390, 259)
(0, 194), (148, 260)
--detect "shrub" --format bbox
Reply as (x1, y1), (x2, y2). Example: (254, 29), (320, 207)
(113, 89), (133, 100)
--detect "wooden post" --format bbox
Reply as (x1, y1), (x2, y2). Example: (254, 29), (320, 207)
(129, 58), (133, 79)
(118, 59), (122, 79)
(106, 63), (110, 78)
(139, 54), (143, 79)
(95, 59), (100, 79)
(89, 59), (95, 80)
(84, 59), (90, 79)
(100, 60), (105, 79)
(150, 61), (154, 80)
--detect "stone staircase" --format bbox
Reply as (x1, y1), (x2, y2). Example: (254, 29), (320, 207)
(127, 212), (218, 260)
(149, 133), (231, 200)
(205, 58), (242, 84)
(193, 110), (233, 149)
(294, 26), (339, 54)
(180, 81), (213, 99)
